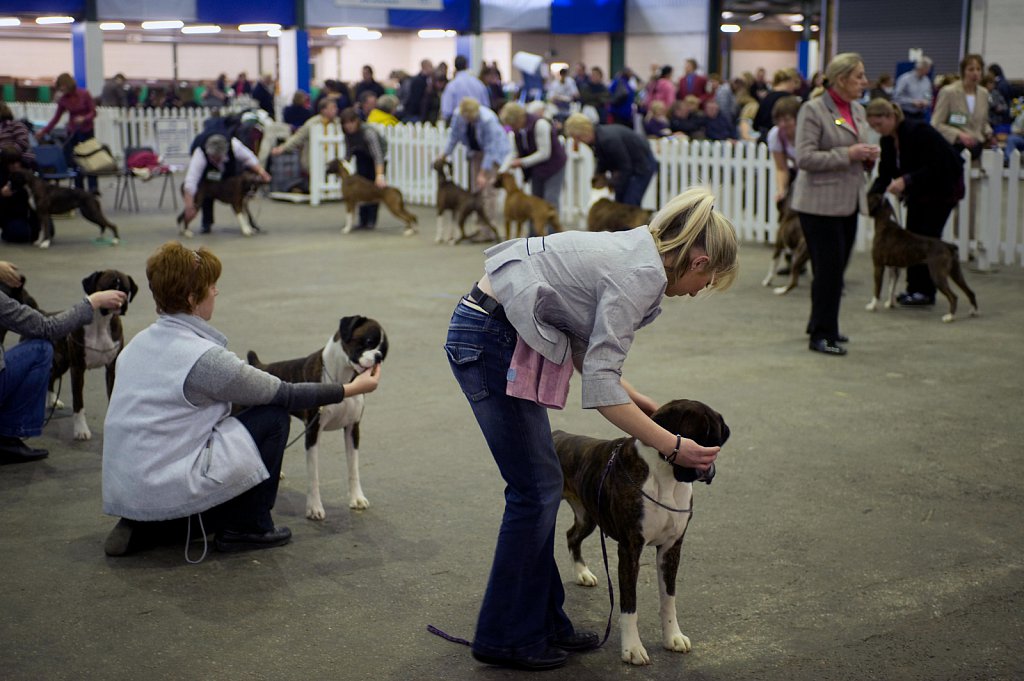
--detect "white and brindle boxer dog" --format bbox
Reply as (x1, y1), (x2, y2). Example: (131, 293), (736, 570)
(247, 316), (388, 519)
(553, 399), (729, 666)
(49, 270), (138, 440)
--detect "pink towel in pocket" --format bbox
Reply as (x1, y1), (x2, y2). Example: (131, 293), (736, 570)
(506, 335), (573, 409)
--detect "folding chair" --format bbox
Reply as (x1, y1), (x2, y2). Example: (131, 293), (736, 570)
(34, 144), (77, 186)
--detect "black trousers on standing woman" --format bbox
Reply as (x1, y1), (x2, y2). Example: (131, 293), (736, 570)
(799, 211), (858, 343)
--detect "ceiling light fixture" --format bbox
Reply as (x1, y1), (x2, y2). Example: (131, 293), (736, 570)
(181, 25), (222, 34)
(99, 22), (125, 30)
(0, 17), (21, 27)
(789, 24), (804, 32)
(141, 20), (184, 30)
(749, 12), (764, 21)
(36, 16), (74, 24)
(721, 24), (741, 33)
(238, 23), (281, 32)
(721, 11), (734, 19)
(326, 26), (368, 36)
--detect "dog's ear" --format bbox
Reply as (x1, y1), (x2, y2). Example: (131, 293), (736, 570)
(718, 414), (730, 446)
(81, 271), (103, 294)
(378, 331), (389, 361)
(338, 315), (367, 342)
(127, 276), (139, 302)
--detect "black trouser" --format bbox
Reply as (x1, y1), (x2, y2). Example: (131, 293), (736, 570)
(905, 200), (955, 299)
(208, 405), (291, 533)
(355, 153), (380, 228)
(799, 211), (858, 343)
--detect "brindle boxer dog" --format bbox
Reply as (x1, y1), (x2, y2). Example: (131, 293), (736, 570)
(49, 270), (138, 440)
(247, 315), (388, 519)
(553, 399), (729, 666)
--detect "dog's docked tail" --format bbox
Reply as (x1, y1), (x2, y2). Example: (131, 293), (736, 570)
(246, 350), (266, 370)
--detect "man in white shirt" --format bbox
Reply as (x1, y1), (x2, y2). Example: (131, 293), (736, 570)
(183, 134), (270, 234)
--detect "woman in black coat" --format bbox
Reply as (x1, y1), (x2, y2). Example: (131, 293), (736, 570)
(865, 98), (965, 306)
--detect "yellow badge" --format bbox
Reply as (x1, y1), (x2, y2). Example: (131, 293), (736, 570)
(834, 118), (844, 126)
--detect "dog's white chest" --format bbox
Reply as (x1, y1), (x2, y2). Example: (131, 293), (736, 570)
(639, 475), (693, 547)
(319, 395), (364, 431)
(82, 316), (121, 369)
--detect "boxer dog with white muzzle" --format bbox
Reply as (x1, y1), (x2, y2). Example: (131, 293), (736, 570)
(49, 270), (138, 440)
(247, 315), (388, 519)
(552, 398), (729, 665)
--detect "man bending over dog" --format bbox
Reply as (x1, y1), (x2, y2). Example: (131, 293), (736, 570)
(183, 134), (271, 235)
(101, 242), (381, 558)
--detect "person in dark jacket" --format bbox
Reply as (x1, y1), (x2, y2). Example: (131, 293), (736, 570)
(866, 98), (965, 307)
(564, 113), (657, 206)
(402, 59), (433, 123)
(282, 91), (314, 130)
(251, 74), (276, 119)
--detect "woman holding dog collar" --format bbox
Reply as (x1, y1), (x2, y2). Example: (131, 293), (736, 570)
(866, 98), (965, 307)
(498, 102), (567, 220)
(445, 186), (736, 671)
(338, 107), (389, 230)
(101, 242), (381, 557)
(0, 261), (126, 464)
(791, 52), (878, 356)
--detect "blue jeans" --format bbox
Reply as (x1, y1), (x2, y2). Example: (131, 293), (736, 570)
(1005, 134), (1024, 164)
(617, 165), (656, 206)
(445, 300), (574, 658)
(0, 339), (53, 438)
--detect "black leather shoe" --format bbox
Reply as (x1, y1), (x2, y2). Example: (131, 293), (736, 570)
(215, 526), (292, 552)
(809, 338), (847, 356)
(897, 291), (935, 306)
(0, 437), (49, 464)
(551, 630), (601, 652)
(472, 647), (569, 671)
(200, 224), (213, 234)
(836, 334), (849, 343)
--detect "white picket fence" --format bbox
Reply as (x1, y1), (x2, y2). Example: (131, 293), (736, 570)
(10, 101), (1024, 267)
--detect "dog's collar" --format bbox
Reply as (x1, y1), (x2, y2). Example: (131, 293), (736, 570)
(602, 442), (695, 514)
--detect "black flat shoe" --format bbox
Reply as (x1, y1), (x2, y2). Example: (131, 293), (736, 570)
(0, 437), (49, 464)
(472, 647), (569, 671)
(551, 630), (601, 652)
(809, 339), (847, 356)
(215, 526), (292, 553)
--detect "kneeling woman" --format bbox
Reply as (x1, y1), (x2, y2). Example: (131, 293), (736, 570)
(102, 242), (381, 557)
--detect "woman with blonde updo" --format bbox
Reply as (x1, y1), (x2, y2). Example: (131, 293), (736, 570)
(445, 186), (737, 670)
(101, 242), (381, 558)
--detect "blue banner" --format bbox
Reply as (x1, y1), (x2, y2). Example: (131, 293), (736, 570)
(551, 0), (624, 34)
(0, 0), (83, 12)
(388, 0), (469, 32)
(196, 0), (294, 25)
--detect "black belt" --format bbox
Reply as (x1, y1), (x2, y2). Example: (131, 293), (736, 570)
(469, 283), (502, 315)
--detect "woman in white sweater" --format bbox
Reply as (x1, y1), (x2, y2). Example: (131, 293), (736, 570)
(102, 242), (381, 557)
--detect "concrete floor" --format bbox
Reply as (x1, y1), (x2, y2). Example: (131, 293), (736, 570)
(2, 178), (1022, 681)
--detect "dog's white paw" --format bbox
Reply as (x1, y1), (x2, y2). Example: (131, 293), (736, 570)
(772, 285), (790, 296)
(37, 239), (51, 249)
(48, 393), (65, 410)
(341, 224), (354, 234)
(575, 565), (599, 587)
(403, 227), (417, 237)
(621, 643), (651, 666)
(240, 225), (253, 237)
(761, 277), (772, 287)
(111, 237), (120, 246)
(306, 501), (327, 521)
(942, 313), (955, 323)
(181, 228), (194, 239)
(349, 494), (370, 510)
(663, 631), (692, 653)
(73, 412), (91, 441)
(866, 298), (878, 311)
(969, 308), (980, 317)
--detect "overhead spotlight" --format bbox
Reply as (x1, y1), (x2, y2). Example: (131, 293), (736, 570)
(418, 29), (456, 39)
(721, 11), (734, 19)
(749, 12), (764, 21)
(721, 24), (741, 33)
(99, 22), (125, 31)
(326, 26), (368, 36)
(181, 25), (222, 35)
(0, 17), (21, 27)
(267, 29), (282, 37)
(141, 20), (184, 30)
(348, 30), (382, 40)
(810, 25), (820, 32)
(238, 23), (281, 32)
(789, 24), (804, 32)
(36, 16), (75, 24)
(788, 13), (805, 23)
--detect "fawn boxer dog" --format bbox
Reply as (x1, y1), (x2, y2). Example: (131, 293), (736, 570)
(13, 169), (120, 249)
(553, 399), (729, 666)
(247, 315), (388, 519)
(586, 174), (653, 232)
(325, 159), (418, 236)
(494, 172), (562, 240)
(49, 270), (138, 440)
(865, 193), (979, 322)
(176, 171), (266, 238)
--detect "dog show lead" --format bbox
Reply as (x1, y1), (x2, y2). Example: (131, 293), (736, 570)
(101, 242), (381, 558)
(444, 186), (737, 671)
(0, 260), (126, 464)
